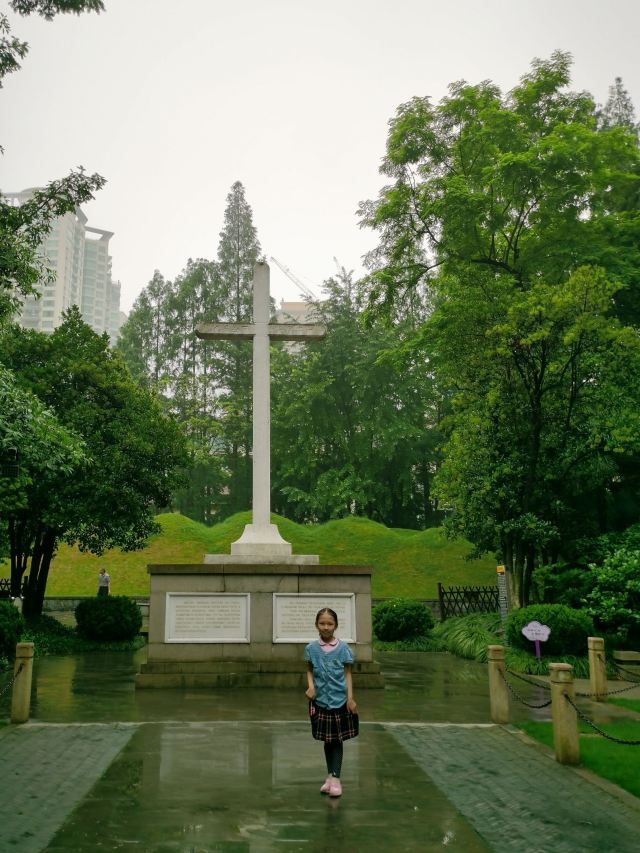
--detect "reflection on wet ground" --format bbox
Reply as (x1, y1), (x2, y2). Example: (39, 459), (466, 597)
(2, 648), (634, 728)
(3, 649), (640, 852)
(0, 648), (555, 725)
(43, 721), (492, 852)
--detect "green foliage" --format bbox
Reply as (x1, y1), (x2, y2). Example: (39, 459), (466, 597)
(373, 635), (441, 652)
(586, 549), (640, 647)
(272, 270), (442, 529)
(0, 599), (24, 658)
(117, 182), (260, 524)
(372, 598), (433, 641)
(75, 596), (142, 642)
(361, 52), (640, 606)
(506, 604), (593, 656)
(0, 311), (188, 616)
(431, 613), (502, 662)
(20, 612), (145, 655)
(531, 562), (594, 608)
(504, 647), (592, 679)
(18, 512), (498, 599)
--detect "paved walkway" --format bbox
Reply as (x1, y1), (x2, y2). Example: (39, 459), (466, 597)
(391, 723), (640, 853)
(0, 723), (138, 853)
(1, 719), (640, 852)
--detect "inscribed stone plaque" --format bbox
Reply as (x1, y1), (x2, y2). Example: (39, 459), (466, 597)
(273, 594), (355, 643)
(165, 593), (250, 643)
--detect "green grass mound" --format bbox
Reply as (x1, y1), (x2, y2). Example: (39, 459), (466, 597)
(3, 512), (497, 599)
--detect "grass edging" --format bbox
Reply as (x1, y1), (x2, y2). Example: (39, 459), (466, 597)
(514, 720), (640, 800)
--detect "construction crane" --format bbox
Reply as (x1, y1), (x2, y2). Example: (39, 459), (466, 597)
(270, 256), (318, 301)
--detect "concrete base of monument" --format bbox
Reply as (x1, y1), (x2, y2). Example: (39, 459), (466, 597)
(229, 522), (300, 559)
(135, 659), (384, 689)
(204, 554), (320, 566)
(135, 561), (384, 689)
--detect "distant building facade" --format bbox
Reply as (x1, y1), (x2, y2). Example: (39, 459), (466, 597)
(6, 188), (124, 343)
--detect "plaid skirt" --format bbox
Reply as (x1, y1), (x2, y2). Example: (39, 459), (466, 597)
(309, 700), (359, 743)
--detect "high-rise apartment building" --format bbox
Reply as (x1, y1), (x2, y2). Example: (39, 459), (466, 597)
(6, 188), (123, 342)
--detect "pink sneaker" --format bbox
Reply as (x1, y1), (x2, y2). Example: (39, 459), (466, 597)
(328, 777), (342, 798)
(320, 775), (332, 794)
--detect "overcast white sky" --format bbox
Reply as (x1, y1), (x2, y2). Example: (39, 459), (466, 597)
(1, 0), (639, 313)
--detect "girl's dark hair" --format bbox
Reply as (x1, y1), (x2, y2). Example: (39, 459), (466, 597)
(315, 607), (338, 627)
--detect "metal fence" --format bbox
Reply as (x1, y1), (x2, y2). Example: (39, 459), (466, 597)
(437, 583), (500, 620)
(0, 576), (28, 599)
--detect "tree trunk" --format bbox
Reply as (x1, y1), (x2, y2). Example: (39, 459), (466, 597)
(22, 528), (57, 619)
(522, 544), (536, 607)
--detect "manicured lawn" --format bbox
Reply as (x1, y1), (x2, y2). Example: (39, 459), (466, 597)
(1, 511), (498, 599)
(610, 698), (640, 715)
(518, 720), (640, 799)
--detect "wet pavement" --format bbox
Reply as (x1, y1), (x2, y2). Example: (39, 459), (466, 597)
(1, 650), (640, 852)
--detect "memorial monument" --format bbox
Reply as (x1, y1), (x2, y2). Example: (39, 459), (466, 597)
(136, 261), (383, 688)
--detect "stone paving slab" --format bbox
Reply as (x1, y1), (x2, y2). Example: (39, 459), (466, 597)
(0, 722), (138, 853)
(42, 721), (491, 853)
(389, 723), (640, 853)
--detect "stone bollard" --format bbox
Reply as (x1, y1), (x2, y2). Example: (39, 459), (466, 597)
(588, 637), (607, 701)
(549, 663), (580, 765)
(11, 642), (35, 724)
(488, 645), (509, 724)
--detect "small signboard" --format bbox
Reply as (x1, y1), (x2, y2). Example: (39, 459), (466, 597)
(522, 620), (550, 658)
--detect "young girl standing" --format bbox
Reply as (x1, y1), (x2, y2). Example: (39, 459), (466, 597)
(304, 607), (359, 798)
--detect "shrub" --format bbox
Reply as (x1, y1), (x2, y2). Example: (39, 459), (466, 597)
(531, 562), (594, 608)
(506, 604), (593, 657)
(75, 596), (142, 642)
(431, 612), (502, 661)
(0, 600), (25, 659)
(586, 548), (640, 648)
(372, 598), (433, 641)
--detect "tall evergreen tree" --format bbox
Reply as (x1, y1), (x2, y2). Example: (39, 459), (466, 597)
(214, 181), (262, 516)
(117, 182), (263, 523)
(597, 76), (639, 138)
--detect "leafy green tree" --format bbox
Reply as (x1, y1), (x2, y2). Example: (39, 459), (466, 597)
(271, 270), (441, 527)
(361, 52), (640, 604)
(0, 0), (105, 322)
(0, 365), (86, 588)
(0, 309), (187, 616)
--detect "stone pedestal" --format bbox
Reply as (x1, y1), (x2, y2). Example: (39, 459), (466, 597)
(136, 559), (384, 689)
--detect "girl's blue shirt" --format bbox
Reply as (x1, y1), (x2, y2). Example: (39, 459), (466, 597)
(304, 638), (354, 709)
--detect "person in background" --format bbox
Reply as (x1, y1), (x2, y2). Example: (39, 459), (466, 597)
(97, 567), (110, 597)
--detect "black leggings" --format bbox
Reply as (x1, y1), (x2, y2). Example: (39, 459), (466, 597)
(323, 741), (343, 777)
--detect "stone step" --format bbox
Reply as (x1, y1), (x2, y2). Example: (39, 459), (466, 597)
(136, 658), (384, 689)
(135, 670), (385, 689)
(139, 659), (381, 675)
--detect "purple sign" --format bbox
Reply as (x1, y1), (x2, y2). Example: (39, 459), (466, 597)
(521, 620), (551, 659)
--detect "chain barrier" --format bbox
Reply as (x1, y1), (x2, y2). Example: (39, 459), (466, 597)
(0, 661), (24, 699)
(506, 657), (640, 700)
(499, 669), (552, 709)
(564, 694), (640, 746)
(505, 668), (551, 691)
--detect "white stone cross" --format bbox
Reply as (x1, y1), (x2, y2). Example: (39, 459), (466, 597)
(196, 261), (325, 558)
